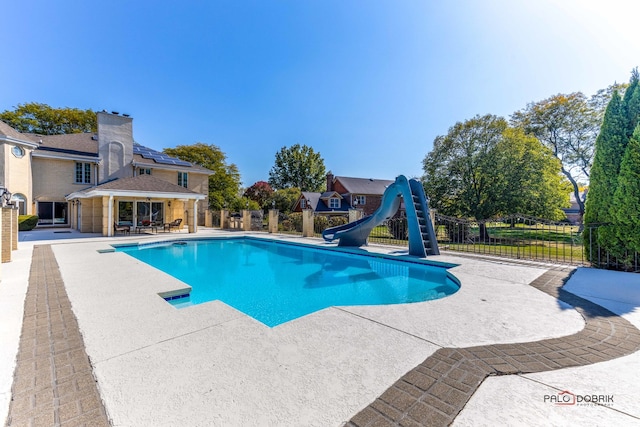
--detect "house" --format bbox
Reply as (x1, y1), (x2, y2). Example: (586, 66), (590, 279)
(0, 111), (214, 235)
(562, 188), (587, 224)
(292, 173), (395, 216)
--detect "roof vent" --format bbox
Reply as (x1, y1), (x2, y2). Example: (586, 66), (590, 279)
(111, 111), (119, 115)
(369, 178), (374, 181)
(91, 134), (98, 141)
(123, 113), (130, 117)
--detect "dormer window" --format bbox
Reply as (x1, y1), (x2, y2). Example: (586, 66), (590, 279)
(354, 195), (366, 205)
(139, 168), (152, 175)
(300, 198), (307, 209)
(329, 198), (340, 209)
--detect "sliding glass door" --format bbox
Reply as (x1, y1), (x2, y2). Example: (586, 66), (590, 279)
(37, 202), (68, 226)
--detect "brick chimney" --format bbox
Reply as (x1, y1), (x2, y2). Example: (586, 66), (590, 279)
(326, 173), (334, 192)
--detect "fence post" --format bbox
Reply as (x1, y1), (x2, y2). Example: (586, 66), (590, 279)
(302, 209), (314, 237)
(242, 210), (251, 231)
(220, 209), (229, 229)
(268, 209), (279, 233)
(348, 209), (363, 223)
(1, 208), (11, 263)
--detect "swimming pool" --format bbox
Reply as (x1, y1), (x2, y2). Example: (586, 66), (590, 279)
(115, 237), (460, 327)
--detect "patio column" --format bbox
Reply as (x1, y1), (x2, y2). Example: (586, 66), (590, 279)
(102, 196), (112, 237)
(348, 209), (363, 223)
(187, 200), (196, 233)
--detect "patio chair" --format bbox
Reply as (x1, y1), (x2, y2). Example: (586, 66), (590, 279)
(114, 222), (130, 235)
(164, 218), (182, 232)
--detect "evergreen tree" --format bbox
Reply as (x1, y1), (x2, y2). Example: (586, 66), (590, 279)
(584, 68), (640, 266)
(611, 125), (640, 262)
(622, 68), (640, 138)
(583, 92), (626, 225)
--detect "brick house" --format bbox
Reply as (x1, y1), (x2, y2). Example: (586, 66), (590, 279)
(0, 111), (214, 235)
(293, 173), (395, 216)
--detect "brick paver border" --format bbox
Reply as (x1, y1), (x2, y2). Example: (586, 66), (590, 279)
(5, 245), (110, 427)
(347, 267), (640, 426)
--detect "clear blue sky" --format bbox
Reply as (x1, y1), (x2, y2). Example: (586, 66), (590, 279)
(3, 0), (639, 187)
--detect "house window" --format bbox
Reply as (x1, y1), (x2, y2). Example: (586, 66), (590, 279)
(118, 201), (134, 225)
(329, 198), (340, 209)
(354, 195), (366, 206)
(300, 199), (306, 209)
(139, 168), (152, 175)
(178, 172), (188, 188)
(75, 162), (92, 184)
(12, 146), (25, 158)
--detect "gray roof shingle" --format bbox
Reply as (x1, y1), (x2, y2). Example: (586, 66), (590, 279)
(0, 120), (37, 142)
(75, 175), (199, 194)
(335, 176), (393, 195)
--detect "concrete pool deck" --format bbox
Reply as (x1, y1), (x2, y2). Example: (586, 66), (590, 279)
(2, 229), (640, 426)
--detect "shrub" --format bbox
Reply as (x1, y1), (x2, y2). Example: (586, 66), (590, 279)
(279, 212), (303, 232)
(314, 216), (329, 234)
(329, 216), (348, 227)
(19, 215), (39, 231)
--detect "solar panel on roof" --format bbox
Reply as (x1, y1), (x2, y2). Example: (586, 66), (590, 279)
(133, 144), (192, 166)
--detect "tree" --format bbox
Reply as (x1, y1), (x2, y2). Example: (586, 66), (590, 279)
(611, 125), (640, 259)
(163, 143), (242, 211)
(511, 92), (601, 221)
(0, 102), (96, 134)
(267, 188), (301, 214)
(230, 197), (260, 212)
(622, 68), (640, 138)
(422, 114), (569, 227)
(268, 144), (326, 191)
(589, 82), (628, 122)
(243, 181), (274, 208)
(583, 92), (626, 226)
(584, 69), (640, 265)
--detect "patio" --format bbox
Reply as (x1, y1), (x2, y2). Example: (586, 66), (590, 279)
(2, 229), (639, 426)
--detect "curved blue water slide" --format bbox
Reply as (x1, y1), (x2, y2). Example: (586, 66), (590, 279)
(322, 175), (439, 257)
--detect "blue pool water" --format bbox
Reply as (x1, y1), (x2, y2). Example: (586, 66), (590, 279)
(115, 238), (459, 327)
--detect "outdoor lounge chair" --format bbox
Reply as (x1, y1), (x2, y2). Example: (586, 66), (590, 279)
(114, 222), (130, 235)
(164, 218), (182, 232)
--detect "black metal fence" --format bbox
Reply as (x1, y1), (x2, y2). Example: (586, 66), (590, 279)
(210, 210), (221, 228)
(312, 214), (349, 238)
(584, 223), (639, 272)
(216, 209), (639, 272)
(434, 213), (584, 265)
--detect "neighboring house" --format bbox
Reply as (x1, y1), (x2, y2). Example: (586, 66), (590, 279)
(0, 111), (214, 235)
(293, 173), (395, 216)
(562, 188), (587, 224)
